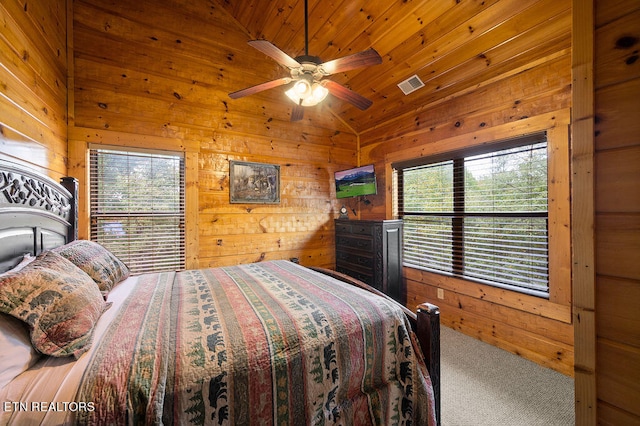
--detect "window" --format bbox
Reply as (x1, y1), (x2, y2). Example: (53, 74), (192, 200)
(89, 146), (185, 274)
(394, 134), (549, 297)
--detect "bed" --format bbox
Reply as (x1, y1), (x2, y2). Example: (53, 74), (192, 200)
(0, 159), (440, 425)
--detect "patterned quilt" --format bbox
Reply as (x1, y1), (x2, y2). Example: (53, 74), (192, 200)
(75, 260), (436, 425)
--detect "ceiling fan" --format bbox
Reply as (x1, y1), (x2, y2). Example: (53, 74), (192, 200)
(228, 0), (382, 121)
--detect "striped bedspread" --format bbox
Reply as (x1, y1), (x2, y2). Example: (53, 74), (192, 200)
(75, 260), (435, 425)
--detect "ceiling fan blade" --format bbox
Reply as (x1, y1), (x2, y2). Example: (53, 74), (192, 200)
(291, 104), (304, 122)
(229, 77), (292, 99)
(248, 40), (301, 69)
(319, 48), (382, 75)
(323, 80), (373, 110)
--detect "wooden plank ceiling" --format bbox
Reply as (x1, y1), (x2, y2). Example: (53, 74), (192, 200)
(214, 0), (571, 133)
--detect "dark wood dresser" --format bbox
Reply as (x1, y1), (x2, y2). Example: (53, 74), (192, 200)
(334, 219), (404, 303)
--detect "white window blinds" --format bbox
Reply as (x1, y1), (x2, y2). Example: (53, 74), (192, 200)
(396, 134), (549, 297)
(89, 147), (185, 274)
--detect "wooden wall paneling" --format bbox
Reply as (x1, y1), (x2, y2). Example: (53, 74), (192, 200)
(406, 275), (574, 375)
(9, 0), (68, 64)
(201, 246), (335, 270)
(0, 98), (67, 173)
(363, 91), (571, 164)
(597, 340), (640, 418)
(595, 147), (640, 213)
(594, 78), (640, 151)
(0, 127), (61, 177)
(594, 9), (640, 89)
(197, 142), (355, 175)
(76, 0), (245, 45)
(68, 127), (198, 153)
(595, 0), (640, 27)
(596, 276), (640, 348)
(404, 267), (572, 324)
(73, 0), (275, 84)
(593, 0), (640, 421)
(198, 228), (334, 255)
(1, 1), (67, 96)
(198, 190), (335, 213)
(0, 52), (67, 138)
(378, 110), (569, 165)
(595, 215), (640, 281)
(406, 276), (574, 345)
(0, 0), (67, 177)
(200, 129), (356, 157)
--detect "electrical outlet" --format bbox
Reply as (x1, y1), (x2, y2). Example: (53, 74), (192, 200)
(437, 288), (444, 299)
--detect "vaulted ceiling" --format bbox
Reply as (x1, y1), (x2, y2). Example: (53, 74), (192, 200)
(213, 0), (571, 133)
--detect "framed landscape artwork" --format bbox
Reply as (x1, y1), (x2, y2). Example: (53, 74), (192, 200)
(229, 160), (280, 204)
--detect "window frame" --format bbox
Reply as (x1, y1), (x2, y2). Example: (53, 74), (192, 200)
(393, 133), (550, 298)
(89, 145), (186, 274)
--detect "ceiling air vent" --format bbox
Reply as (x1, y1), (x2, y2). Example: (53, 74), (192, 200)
(398, 74), (424, 95)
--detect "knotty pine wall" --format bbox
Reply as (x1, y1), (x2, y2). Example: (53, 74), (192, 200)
(358, 1), (574, 376)
(0, 0), (68, 179)
(592, 1), (640, 423)
(67, 0), (359, 270)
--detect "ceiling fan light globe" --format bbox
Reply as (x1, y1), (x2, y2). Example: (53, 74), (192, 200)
(285, 87), (302, 105)
(311, 83), (329, 103)
(294, 80), (311, 96)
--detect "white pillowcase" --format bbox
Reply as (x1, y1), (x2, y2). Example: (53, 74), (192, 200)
(0, 253), (35, 277)
(0, 313), (40, 389)
(0, 254), (40, 389)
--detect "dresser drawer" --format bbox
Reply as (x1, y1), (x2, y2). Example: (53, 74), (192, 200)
(335, 222), (374, 236)
(351, 223), (374, 236)
(336, 251), (373, 268)
(336, 235), (373, 251)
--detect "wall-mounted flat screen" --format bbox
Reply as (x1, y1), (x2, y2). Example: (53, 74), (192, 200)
(335, 164), (377, 199)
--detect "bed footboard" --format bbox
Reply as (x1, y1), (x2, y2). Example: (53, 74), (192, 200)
(417, 302), (440, 426)
(308, 266), (440, 424)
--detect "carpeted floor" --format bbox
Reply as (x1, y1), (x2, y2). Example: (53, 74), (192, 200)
(440, 326), (575, 425)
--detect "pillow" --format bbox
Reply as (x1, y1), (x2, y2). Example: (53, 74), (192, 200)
(53, 240), (129, 292)
(0, 251), (110, 358)
(0, 253), (35, 278)
(0, 314), (40, 389)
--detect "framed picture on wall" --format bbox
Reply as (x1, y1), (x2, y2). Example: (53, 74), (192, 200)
(229, 160), (280, 204)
